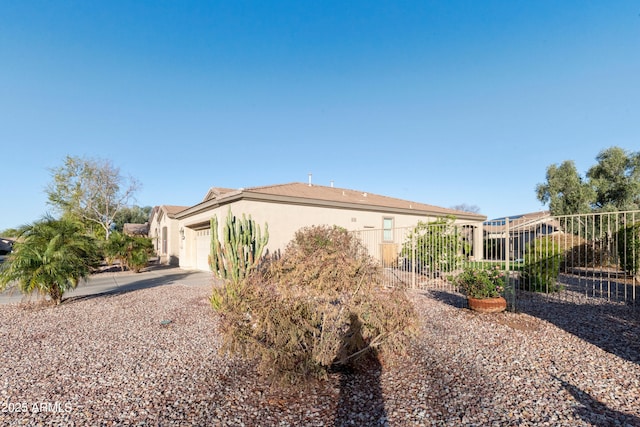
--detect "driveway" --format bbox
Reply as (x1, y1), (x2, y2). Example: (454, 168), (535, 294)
(0, 265), (215, 305)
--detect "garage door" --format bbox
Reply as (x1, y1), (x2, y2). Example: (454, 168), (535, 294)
(196, 229), (211, 272)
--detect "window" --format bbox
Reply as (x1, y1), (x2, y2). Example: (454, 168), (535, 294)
(162, 227), (168, 254)
(383, 217), (394, 242)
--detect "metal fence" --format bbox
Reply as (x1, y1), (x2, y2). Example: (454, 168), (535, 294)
(353, 211), (640, 309)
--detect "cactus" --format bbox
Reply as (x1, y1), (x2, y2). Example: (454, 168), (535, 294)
(209, 207), (269, 284)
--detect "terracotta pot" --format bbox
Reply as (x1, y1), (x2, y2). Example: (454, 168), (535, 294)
(467, 296), (507, 313)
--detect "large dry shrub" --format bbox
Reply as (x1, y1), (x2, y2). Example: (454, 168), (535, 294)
(530, 232), (617, 271)
(212, 225), (417, 384)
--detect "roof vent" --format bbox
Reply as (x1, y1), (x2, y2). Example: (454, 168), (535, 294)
(363, 192), (367, 197)
(308, 173), (312, 187)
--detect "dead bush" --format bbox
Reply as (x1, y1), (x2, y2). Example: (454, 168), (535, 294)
(212, 225), (417, 384)
(542, 233), (618, 269)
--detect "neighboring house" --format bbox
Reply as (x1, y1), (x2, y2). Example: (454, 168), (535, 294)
(123, 222), (149, 237)
(148, 205), (189, 265)
(483, 211), (560, 260)
(172, 182), (487, 272)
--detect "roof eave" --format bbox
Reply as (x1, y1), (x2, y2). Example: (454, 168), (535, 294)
(177, 190), (486, 223)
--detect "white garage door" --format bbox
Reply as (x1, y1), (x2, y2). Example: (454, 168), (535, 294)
(196, 229), (211, 272)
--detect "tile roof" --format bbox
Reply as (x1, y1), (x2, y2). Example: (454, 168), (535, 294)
(207, 182), (484, 220)
(203, 187), (236, 202)
(163, 205), (189, 216)
(123, 223), (149, 236)
(149, 205), (190, 223)
(484, 211), (558, 233)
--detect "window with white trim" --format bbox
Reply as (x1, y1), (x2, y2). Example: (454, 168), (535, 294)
(383, 217), (394, 242)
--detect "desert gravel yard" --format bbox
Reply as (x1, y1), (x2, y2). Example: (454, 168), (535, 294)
(1, 280), (639, 426)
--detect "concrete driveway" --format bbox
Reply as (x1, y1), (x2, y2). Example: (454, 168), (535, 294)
(0, 265), (215, 305)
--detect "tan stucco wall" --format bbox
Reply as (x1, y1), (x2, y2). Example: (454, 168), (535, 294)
(149, 212), (182, 265)
(177, 199), (483, 272)
(148, 216), (161, 255)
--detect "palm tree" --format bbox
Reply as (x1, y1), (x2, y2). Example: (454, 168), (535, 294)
(0, 216), (100, 304)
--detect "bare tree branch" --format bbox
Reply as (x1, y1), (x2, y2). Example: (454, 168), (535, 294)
(46, 156), (140, 239)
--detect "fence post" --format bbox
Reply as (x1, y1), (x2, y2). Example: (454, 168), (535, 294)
(504, 217), (516, 311)
(505, 217), (510, 272)
(412, 234), (416, 289)
(474, 224), (483, 261)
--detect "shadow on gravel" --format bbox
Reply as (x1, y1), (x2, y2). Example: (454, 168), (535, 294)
(332, 315), (388, 427)
(552, 375), (640, 426)
(426, 290), (467, 309)
(332, 358), (387, 427)
(517, 295), (640, 366)
(426, 288), (640, 366)
(62, 268), (208, 305)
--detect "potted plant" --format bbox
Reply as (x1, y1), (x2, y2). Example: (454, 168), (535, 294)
(450, 266), (507, 313)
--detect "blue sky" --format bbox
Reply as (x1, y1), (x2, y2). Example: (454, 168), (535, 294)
(1, 1), (639, 230)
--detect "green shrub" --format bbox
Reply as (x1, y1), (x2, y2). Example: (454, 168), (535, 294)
(521, 235), (563, 292)
(104, 232), (153, 273)
(617, 222), (640, 279)
(126, 238), (154, 273)
(212, 225), (417, 384)
(400, 217), (463, 274)
(450, 265), (506, 299)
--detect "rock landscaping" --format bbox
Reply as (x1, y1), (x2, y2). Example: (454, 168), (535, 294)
(1, 282), (639, 426)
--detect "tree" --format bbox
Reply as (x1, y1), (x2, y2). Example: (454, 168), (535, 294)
(536, 147), (640, 216)
(536, 160), (593, 216)
(0, 216), (100, 304)
(587, 146), (640, 212)
(0, 228), (20, 238)
(112, 205), (153, 233)
(46, 155), (140, 239)
(451, 203), (481, 214)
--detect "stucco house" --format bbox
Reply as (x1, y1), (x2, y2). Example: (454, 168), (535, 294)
(148, 205), (189, 265)
(483, 211), (560, 261)
(164, 182), (486, 272)
(123, 222), (150, 237)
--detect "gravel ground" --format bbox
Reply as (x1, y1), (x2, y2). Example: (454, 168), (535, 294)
(1, 281), (639, 426)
